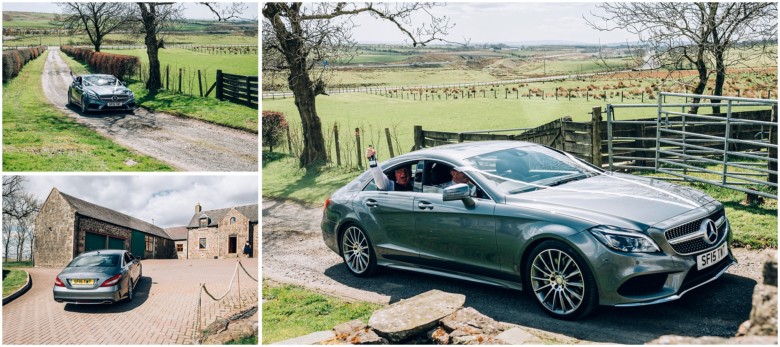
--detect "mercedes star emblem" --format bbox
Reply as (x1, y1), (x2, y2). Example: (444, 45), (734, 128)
(701, 219), (718, 245)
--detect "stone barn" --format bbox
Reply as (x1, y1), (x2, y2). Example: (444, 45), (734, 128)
(186, 203), (258, 259)
(33, 188), (175, 268)
(165, 226), (189, 259)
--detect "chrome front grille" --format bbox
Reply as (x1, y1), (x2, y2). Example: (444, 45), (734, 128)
(100, 95), (129, 101)
(664, 209), (726, 255)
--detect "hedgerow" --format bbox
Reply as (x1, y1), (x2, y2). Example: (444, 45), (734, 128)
(262, 111), (289, 152)
(61, 45), (139, 79)
(2, 46), (47, 82)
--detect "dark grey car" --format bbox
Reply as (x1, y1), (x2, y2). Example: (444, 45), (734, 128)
(53, 249), (142, 304)
(322, 141), (735, 319)
(67, 74), (136, 113)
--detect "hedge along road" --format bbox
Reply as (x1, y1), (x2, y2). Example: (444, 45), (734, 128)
(262, 198), (766, 344)
(41, 47), (257, 172)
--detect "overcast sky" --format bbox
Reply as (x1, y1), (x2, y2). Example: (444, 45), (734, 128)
(342, 2), (639, 45)
(2, 2), (258, 21)
(19, 175), (258, 229)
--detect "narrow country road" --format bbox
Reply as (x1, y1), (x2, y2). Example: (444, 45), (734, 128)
(41, 48), (258, 171)
(262, 198), (768, 344)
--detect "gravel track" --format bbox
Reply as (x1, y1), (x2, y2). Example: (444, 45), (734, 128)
(262, 198), (769, 344)
(41, 48), (257, 172)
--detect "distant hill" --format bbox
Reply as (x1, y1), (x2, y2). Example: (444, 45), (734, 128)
(2, 11), (59, 28)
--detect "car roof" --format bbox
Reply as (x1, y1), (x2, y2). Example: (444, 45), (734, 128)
(77, 249), (126, 256)
(82, 74), (116, 78)
(401, 140), (539, 163)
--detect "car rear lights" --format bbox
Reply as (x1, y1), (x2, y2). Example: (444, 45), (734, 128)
(100, 274), (122, 287)
(54, 276), (65, 287)
(324, 198), (331, 212)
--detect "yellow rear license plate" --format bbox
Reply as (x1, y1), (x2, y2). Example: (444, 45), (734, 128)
(71, 279), (95, 285)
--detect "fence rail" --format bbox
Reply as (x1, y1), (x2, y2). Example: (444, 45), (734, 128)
(214, 70), (258, 109)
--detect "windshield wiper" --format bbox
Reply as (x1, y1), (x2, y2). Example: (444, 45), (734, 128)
(546, 173), (591, 187)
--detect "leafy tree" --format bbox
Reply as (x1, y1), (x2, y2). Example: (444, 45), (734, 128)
(262, 111), (289, 153)
(263, 3), (455, 167)
(54, 2), (132, 52)
(588, 3), (777, 114)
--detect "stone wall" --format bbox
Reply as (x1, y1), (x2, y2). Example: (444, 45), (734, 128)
(186, 208), (255, 259)
(188, 227), (220, 259)
(175, 240), (187, 259)
(251, 223), (258, 258)
(220, 209), (251, 258)
(33, 191), (76, 268)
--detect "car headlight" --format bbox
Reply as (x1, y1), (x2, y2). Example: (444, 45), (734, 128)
(588, 226), (660, 253)
(85, 90), (100, 99)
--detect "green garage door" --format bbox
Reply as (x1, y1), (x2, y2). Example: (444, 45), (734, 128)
(131, 230), (146, 258)
(85, 233), (125, 252)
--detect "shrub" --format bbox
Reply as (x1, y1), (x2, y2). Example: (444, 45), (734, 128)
(60, 45), (139, 79)
(2, 46), (46, 82)
(262, 111), (289, 152)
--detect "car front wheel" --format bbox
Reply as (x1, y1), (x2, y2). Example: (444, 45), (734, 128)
(340, 225), (377, 277)
(526, 240), (598, 320)
(80, 96), (88, 113)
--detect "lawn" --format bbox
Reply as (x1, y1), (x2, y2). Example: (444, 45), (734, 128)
(62, 49), (258, 132)
(2, 50), (174, 171)
(262, 282), (381, 344)
(2, 269), (28, 297)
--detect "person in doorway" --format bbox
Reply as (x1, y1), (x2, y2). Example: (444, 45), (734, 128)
(365, 147), (413, 191)
(242, 241), (252, 258)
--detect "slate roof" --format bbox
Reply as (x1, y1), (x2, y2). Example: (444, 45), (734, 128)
(58, 190), (172, 240)
(186, 204), (258, 228)
(164, 226), (189, 241)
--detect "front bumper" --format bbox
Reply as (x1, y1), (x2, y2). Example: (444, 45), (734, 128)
(83, 96), (136, 112)
(53, 285), (122, 304)
(585, 219), (735, 307)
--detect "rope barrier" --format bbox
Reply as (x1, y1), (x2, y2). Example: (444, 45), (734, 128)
(193, 259), (258, 344)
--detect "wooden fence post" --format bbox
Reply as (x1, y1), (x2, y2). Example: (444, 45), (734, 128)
(286, 126), (293, 154)
(769, 105), (777, 184)
(245, 76), (252, 107)
(333, 125), (341, 166)
(355, 128), (363, 169)
(198, 70), (203, 97)
(414, 125), (423, 150)
(165, 65), (169, 90)
(592, 107), (603, 167)
(384, 128), (395, 158)
(178, 68), (182, 93)
(216, 70), (223, 101)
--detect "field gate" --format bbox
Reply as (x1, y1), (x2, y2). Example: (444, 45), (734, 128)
(606, 92), (777, 199)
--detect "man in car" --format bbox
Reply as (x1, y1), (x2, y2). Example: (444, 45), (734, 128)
(365, 147), (413, 191)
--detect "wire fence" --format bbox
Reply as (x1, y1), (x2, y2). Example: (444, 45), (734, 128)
(193, 259), (257, 344)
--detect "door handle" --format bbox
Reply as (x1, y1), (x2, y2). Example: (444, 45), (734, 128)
(365, 199), (379, 207)
(417, 202), (434, 210)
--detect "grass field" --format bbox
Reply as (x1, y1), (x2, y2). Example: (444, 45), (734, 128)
(262, 282), (381, 344)
(4, 32), (257, 47)
(62, 49), (258, 132)
(2, 50), (174, 171)
(2, 269), (28, 297)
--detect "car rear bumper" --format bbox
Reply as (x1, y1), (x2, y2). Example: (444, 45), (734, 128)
(53, 285), (122, 304)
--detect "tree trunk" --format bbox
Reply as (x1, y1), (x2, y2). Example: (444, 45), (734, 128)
(688, 55), (708, 115)
(139, 4), (162, 91)
(289, 65), (327, 167)
(712, 50), (726, 114)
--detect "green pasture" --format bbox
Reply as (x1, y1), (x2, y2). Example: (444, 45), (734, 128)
(63, 49), (258, 132)
(4, 32), (257, 47)
(2, 50), (174, 171)
(2, 269), (28, 297)
(262, 282), (381, 344)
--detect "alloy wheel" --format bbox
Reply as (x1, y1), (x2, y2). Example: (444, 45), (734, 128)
(342, 226), (371, 275)
(530, 248), (585, 315)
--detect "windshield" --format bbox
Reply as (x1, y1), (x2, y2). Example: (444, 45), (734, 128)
(67, 254), (120, 268)
(83, 76), (118, 86)
(462, 145), (601, 195)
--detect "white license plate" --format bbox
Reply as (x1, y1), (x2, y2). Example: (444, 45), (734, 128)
(696, 242), (729, 270)
(107, 102), (123, 107)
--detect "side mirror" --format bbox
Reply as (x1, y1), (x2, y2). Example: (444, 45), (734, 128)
(442, 183), (475, 207)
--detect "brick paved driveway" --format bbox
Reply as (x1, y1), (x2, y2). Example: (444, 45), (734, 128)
(2, 258), (258, 344)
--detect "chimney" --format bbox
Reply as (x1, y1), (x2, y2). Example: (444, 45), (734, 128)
(195, 202), (202, 214)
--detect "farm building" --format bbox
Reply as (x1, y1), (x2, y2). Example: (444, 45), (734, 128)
(165, 226), (189, 259)
(186, 203), (258, 259)
(33, 188), (175, 268)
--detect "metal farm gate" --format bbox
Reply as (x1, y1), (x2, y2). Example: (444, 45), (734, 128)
(607, 92), (777, 199)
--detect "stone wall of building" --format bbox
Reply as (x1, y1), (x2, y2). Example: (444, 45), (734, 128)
(175, 240), (188, 259)
(156, 238), (175, 259)
(220, 209), (251, 258)
(251, 223), (258, 258)
(33, 191), (76, 268)
(76, 216), (132, 253)
(188, 227), (220, 259)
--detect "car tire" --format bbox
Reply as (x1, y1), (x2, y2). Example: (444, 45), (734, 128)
(340, 225), (378, 277)
(66, 89), (72, 107)
(139, 265), (142, 278)
(525, 239), (598, 320)
(126, 278), (134, 303)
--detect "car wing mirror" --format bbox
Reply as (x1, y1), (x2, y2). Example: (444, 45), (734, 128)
(443, 183), (475, 208)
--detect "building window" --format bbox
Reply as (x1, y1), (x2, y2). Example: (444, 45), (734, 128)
(176, 244), (183, 252)
(146, 236), (154, 252)
(199, 238), (207, 249)
(230, 217), (236, 225)
(200, 218), (208, 227)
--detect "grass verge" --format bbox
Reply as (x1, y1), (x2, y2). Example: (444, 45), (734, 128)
(2, 269), (28, 297)
(262, 282), (381, 344)
(2, 50), (174, 171)
(60, 49), (258, 132)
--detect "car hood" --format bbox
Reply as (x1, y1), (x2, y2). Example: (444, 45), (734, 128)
(86, 85), (132, 95)
(504, 173), (716, 228)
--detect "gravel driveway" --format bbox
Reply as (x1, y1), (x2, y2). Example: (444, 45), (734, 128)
(40, 48), (257, 172)
(262, 198), (767, 344)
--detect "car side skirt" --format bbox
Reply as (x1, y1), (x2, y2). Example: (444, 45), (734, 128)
(380, 261), (523, 291)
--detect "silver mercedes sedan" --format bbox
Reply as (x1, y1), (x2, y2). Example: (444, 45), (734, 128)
(53, 249), (142, 305)
(321, 141), (735, 319)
